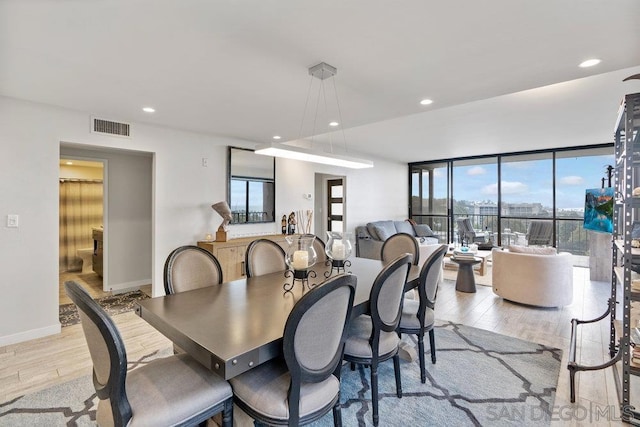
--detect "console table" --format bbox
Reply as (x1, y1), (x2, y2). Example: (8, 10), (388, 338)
(198, 234), (289, 281)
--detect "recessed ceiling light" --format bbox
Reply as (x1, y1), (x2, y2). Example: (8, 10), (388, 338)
(579, 59), (601, 68)
(273, 135), (281, 140)
(420, 99), (433, 106)
(142, 107), (155, 113)
(66, 161), (73, 165)
(329, 121), (339, 127)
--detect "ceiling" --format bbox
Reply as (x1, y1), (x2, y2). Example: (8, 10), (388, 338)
(2, 1), (640, 163)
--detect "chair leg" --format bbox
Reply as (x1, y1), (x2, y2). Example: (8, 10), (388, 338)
(333, 399), (343, 427)
(221, 398), (233, 427)
(417, 332), (426, 383)
(371, 362), (379, 427)
(429, 329), (436, 364)
(393, 353), (402, 398)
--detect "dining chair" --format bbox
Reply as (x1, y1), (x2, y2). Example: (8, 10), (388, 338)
(64, 281), (233, 427)
(163, 245), (223, 295)
(342, 253), (413, 427)
(245, 238), (287, 277)
(230, 274), (357, 427)
(398, 244), (448, 383)
(380, 232), (419, 266)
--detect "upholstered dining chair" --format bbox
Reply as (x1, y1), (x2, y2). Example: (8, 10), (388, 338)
(163, 245), (223, 295)
(342, 253), (413, 427)
(230, 274), (356, 427)
(397, 244), (448, 383)
(245, 238), (287, 277)
(64, 281), (234, 427)
(380, 232), (419, 266)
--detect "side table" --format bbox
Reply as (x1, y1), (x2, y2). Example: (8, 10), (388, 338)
(451, 257), (481, 293)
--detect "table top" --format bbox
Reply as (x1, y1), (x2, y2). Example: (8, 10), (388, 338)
(451, 256), (482, 265)
(136, 257), (419, 380)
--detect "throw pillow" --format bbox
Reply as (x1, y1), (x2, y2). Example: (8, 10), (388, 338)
(373, 222), (397, 241)
(507, 245), (557, 255)
(394, 220), (415, 235)
(413, 224), (435, 237)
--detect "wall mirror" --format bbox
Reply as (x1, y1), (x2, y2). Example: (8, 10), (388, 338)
(228, 147), (276, 224)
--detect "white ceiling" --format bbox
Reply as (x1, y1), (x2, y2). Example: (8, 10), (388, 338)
(2, 0), (640, 163)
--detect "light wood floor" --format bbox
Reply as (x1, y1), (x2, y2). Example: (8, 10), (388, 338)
(0, 267), (629, 425)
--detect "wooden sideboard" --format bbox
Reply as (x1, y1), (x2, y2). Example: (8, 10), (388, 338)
(198, 234), (289, 281)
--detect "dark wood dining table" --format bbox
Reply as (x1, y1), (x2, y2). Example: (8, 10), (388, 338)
(136, 257), (420, 380)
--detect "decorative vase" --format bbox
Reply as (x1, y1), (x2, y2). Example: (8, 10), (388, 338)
(324, 231), (353, 276)
(284, 234), (318, 291)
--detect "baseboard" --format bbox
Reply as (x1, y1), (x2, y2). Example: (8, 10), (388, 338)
(0, 323), (61, 347)
(106, 279), (151, 294)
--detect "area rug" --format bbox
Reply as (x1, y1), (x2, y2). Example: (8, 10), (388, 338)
(0, 348), (172, 426)
(59, 290), (150, 327)
(0, 323), (561, 427)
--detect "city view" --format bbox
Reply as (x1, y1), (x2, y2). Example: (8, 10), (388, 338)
(410, 148), (614, 256)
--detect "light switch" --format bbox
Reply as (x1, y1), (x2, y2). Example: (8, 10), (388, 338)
(7, 214), (19, 228)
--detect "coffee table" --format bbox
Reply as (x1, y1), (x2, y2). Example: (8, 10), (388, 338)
(444, 249), (492, 276)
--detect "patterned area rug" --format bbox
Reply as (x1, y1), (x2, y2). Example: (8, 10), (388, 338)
(59, 290), (150, 327)
(0, 323), (560, 427)
(0, 348), (172, 426)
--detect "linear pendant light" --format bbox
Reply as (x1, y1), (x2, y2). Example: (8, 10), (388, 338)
(255, 142), (373, 169)
(255, 62), (374, 169)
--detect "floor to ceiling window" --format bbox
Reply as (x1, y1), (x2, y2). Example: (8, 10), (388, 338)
(409, 144), (614, 256)
(452, 157), (498, 243)
(410, 161), (448, 241)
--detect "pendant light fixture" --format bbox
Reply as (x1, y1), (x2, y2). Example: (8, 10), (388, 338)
(255, 62), (373, 169)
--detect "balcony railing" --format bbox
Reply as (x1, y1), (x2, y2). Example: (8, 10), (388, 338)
(414, 213), (590, 256)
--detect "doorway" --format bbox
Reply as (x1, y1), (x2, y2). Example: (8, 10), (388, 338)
(59, 157), (107, 305)
(327, 178), (345, 232)
(314, 174), (347, 243)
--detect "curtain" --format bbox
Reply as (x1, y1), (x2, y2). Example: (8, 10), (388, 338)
(59, 180), (103, 272)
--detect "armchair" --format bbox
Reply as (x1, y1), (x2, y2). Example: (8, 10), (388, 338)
(526, 220), (553, 246)
(456, 218), (487, 244)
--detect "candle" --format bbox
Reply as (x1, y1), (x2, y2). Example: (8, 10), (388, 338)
(332, 240), (346, 260)
(292, 250), (309, 269)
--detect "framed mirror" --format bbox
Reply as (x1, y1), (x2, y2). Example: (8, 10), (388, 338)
(228, 147), (276, 224)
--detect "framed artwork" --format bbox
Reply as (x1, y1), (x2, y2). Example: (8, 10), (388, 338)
(584, 187), (614, 233)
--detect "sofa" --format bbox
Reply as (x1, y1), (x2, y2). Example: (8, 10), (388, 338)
(355, 220), (439, 260)
(491, 246), (573, 307)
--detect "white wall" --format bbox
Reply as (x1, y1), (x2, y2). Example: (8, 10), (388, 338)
(0, 95), (408, 346)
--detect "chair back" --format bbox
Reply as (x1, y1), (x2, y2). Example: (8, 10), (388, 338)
(164, 245), (223, 295)
(245, 239), (287, 277)
(283, 274), (356, 423)
(64, 281), (132, 426)
(526, 220), (553, 246)
(312, 235), (327, 263)
(381, 232), (419, 265)
(416, 244), (448, 322)
(371, 253), (413, 336)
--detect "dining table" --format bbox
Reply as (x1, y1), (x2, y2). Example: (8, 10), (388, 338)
(136, 256), (420, 380)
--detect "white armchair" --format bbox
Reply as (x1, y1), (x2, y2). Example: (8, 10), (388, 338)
(491, 247), (573, 307)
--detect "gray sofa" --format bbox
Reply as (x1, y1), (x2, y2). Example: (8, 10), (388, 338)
(355, 220), (439, 260)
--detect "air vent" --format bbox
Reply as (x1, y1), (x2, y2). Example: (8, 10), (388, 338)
(91, 117), (131, 137)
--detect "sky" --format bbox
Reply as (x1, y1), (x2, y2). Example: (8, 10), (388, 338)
(423, 154), (614, 210)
